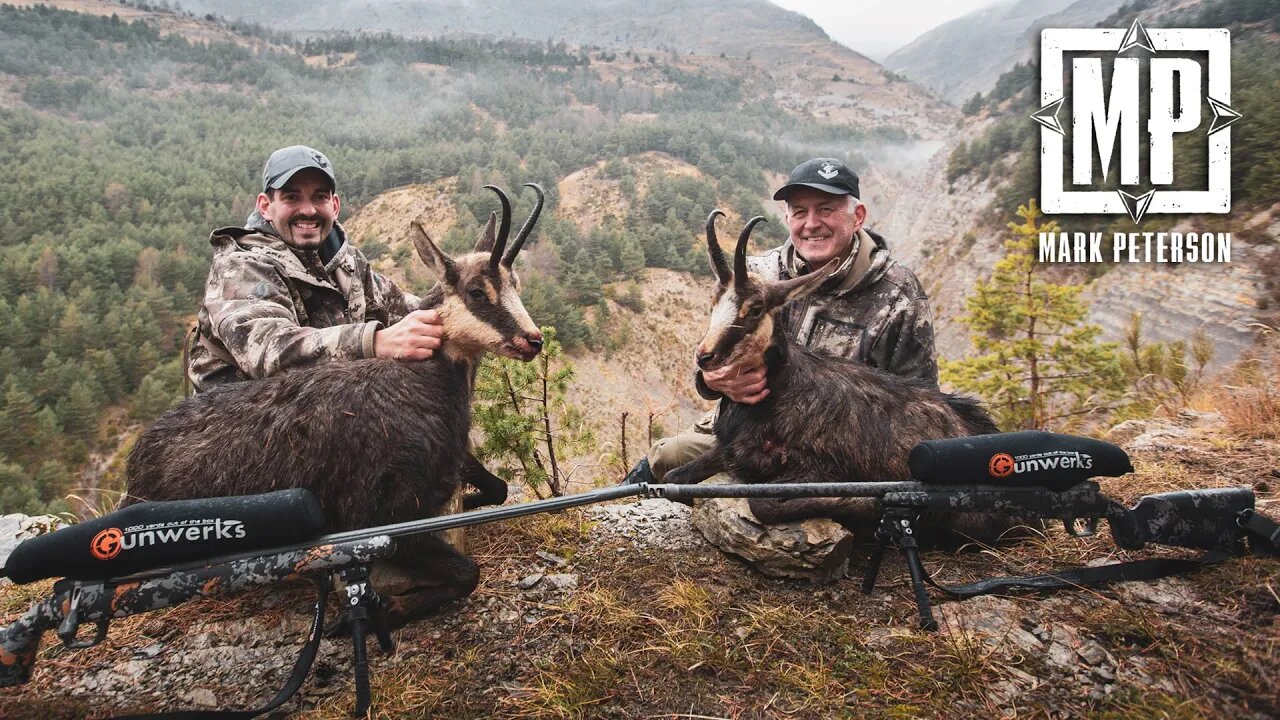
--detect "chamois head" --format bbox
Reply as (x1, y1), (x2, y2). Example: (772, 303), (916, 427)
(694, 210), (836, 372)
(410, 184), (545, 362)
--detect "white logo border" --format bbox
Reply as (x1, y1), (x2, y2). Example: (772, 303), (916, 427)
(1039, 25), (1233, 220)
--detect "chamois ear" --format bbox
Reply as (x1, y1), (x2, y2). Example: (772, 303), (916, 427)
(474, 212), (498, 254)
(411, 221), (458, 284)
(766, 257), (838, 310)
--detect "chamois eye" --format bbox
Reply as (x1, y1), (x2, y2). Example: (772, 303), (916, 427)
(468, 288), (486, 302)
(747, 305), (763, 318)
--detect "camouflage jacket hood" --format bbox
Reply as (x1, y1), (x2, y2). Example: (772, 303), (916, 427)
(732, 227), (938, 386)
(185, 218), (418, 392)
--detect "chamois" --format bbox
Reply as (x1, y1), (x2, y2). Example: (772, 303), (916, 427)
(665, 211), (1011, 543)
(125, 184), (546, 625)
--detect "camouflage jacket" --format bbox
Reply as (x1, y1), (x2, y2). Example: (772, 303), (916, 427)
(185, 219), (419, 392)
(696, 227), (938, 399)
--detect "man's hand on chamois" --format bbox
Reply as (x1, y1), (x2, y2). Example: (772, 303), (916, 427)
(374, 309), (444, 360)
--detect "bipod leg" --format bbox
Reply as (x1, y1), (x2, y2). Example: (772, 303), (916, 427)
(863, 509), (938, 631)
(860, 515), (896, 594)
(893, 518), (938, 632)
(336, 565), (393, 717)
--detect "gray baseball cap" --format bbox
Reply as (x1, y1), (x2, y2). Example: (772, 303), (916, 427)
(262, 145), (336, 192)
(773, 158), (860, 201)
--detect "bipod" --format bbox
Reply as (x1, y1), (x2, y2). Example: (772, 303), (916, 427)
(860, 507), (939, 631)
(335, 565), (395, 717)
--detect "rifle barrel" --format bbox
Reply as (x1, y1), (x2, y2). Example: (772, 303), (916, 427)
(114, 480), (1101, 582)
(118, 484), (648, 580)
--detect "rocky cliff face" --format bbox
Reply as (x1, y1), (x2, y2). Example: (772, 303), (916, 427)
(876, 136), (1275, 371)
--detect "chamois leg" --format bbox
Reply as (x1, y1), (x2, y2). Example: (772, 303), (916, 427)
(369, 533), (480, 629)
(662, 445), (726, 485)
(459, 453), (507, 509)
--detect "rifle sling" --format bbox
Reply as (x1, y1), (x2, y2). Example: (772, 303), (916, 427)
(112, 576), (329, 720)
(922, 507), (1279, 599)
(923, 551), (1231, 599)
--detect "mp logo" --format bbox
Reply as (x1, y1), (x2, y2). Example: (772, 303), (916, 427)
(1033, 20), (1241, 223)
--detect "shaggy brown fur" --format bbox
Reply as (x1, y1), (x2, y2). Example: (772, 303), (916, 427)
(126, 185), (545, 625)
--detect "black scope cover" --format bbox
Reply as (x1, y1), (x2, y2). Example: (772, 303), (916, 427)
(3, 489), (326, 584)
(908, 431), (1133, 491)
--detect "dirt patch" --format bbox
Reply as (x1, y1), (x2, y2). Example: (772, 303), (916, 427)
(555, 151), (701, 235)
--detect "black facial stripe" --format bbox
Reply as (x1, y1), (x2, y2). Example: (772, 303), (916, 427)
(713, 319), (758, 360)
(473, 299), (528, 340)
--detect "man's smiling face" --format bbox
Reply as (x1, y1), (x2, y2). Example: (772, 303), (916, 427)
(785, 186), (865, 267)
(257, 168), (340, 249)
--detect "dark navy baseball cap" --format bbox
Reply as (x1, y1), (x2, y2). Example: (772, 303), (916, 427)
(262, 145), (336, 192)
(773, 158), (860, 201)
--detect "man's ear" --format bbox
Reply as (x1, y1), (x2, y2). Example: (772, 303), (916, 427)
(851, 200), (867, 232)
(331, 193), (341, 219)
(255, 192), (272, 219)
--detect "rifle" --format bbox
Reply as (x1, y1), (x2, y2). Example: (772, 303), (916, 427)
(648, 480), (1273, 630)
(1, 434), (1274, 716)
(0, 484), (646, 717)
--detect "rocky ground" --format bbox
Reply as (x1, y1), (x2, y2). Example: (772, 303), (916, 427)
(1, 415), (1276, 719)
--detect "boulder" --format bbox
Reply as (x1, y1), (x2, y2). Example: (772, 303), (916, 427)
(0, 513), (64, 582)
(689, 476), (854, 584)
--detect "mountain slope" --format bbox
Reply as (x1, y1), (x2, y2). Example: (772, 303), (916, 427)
(885, 0), (1125, 103)
(171, 0), (957, 137)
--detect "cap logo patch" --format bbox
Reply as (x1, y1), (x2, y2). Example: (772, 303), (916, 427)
(818, 162), (838, 180)
(310, 151), (329, 169)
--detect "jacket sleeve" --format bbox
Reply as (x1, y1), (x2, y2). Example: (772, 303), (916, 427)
(368, 270), (421, 326)
(204, 252), (378, 380)
(878, 289), (940, 388)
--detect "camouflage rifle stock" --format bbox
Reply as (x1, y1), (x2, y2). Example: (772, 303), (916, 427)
(648, 481), (1269, 630)
(0, 535), (395, 712)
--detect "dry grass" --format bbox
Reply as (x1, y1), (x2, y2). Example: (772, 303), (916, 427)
(2, 433), (1277, 719)
(1214, 330), (1280, 439)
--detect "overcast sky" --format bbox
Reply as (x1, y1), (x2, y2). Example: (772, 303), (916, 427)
(768, 0), (1007, 61)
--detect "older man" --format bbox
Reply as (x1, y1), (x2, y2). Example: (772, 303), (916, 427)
(185, 145), (445, 391)
(625, 157), (937, 484)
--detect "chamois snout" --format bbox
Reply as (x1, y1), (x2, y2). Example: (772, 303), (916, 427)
(695, 347), (717, 370)
(509, 329), (543, 360)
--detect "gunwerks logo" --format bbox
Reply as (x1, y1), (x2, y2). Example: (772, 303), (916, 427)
(88, 519), (248, 561)
(1034, 20), (1242, 226)
(988, 450), (1093, 479)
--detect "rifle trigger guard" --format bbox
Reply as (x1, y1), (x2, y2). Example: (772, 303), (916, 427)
(1064, 516), (1099, 538)
(55, 585), (110, 649)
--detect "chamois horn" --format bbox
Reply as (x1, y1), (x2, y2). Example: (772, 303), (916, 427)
(735, 216), (766, 292)
(705, 209), (731, 285)
(503, 183), (544, 267)
(482, 185), (512, 269)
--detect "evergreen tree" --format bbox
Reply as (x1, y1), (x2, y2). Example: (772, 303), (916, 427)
(1117, 312), (1212, 418)
(618, 233), (646, 277)
(34, 459), (71, 503)
(941, 200), (1124, 430)
(0, 457), (43, 515)
(0, 379), (42, 465)
(55, 380), (101, 438)
(130, 360), (181, 421)
(472, 326), (594, 498)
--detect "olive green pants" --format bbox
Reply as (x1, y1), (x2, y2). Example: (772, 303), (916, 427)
(646, 408), (718, 480)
